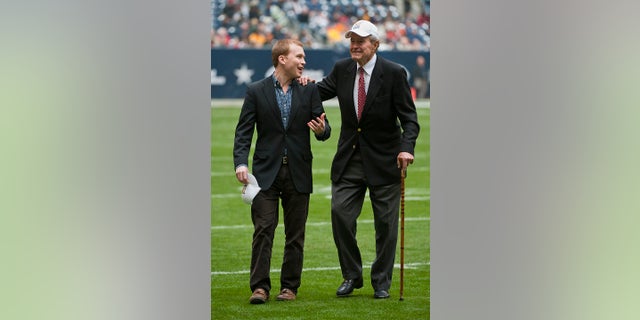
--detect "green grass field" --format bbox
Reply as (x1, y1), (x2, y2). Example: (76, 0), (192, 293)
(211, 101), (430, 319)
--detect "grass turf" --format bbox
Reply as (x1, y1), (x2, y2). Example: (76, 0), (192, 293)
(211, 102), (430, 319)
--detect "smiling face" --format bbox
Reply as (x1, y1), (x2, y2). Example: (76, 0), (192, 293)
(280, 43), (306, 80)
(349, 34), (379, 66)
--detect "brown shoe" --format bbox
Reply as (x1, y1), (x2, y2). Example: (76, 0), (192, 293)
(276, 288), (296, 301)
(249, 288), (268, 304)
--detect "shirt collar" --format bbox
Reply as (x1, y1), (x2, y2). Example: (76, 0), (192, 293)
(271, 73), (296, 89)
(358, 54), (377, 75)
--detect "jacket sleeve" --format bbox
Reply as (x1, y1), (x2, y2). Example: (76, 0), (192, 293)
(310, 84), (331, 141)
(392, 65), (420, 154)
(233, 86), (257, 168)
(317, 63), (339, 101)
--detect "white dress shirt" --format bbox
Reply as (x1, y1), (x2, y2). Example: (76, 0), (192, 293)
(352, 54), (377, 117)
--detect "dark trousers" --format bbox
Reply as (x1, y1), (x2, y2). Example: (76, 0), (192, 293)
(250, 164), (309, 294)
(331, 152), (400, 291)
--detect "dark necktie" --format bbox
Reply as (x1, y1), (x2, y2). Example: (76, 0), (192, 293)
(357, 67), (366, 121)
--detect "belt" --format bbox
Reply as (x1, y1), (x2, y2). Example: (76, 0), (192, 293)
(282, 156), (288, 165)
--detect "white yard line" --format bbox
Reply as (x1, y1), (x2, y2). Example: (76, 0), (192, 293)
(211, 165), (429, 177)
(211, 262), (430, 276)
(211, 217), (429, 230)
(211, 193), (430, 202)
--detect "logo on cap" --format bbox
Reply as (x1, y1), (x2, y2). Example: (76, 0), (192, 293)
(345, 20), (378, 39)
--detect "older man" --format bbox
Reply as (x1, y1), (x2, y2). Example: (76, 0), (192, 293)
(316, 20), (420, 299)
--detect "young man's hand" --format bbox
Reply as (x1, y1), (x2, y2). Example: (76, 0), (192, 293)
(307, 113), (326, 134)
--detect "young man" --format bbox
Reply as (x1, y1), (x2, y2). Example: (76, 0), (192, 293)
(233, 39), (331, 304)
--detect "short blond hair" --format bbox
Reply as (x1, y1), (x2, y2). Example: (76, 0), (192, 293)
(271, 39), (304, 68)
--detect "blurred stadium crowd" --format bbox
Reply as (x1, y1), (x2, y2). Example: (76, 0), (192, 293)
(211, 0), (430, 51)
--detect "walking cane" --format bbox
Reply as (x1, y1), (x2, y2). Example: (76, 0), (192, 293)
(399, 167), (406, 301)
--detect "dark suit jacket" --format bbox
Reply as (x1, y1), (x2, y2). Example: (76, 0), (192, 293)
(233, 77), (331, 193)
(318, 56), (420, 186)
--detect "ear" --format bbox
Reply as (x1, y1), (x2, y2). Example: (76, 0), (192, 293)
(278, 55), (286, 65)
(374, 41), (380, 51)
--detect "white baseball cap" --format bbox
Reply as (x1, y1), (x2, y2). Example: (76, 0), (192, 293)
(345, 20), (379, 39)
(241, 173), (261, 205)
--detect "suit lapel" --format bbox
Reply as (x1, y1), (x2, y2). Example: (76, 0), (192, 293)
(344, 62), (358, 121)
(363, 58), (383, 117)
(260, 78), (285, 129)
(287, 82), (301, 130)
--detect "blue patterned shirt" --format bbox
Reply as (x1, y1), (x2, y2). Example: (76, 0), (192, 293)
(272, 74), (292, 129)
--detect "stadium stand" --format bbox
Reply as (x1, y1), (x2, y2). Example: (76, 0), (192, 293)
(211, 0), (430, 51)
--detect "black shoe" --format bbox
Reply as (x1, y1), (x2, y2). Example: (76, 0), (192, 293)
(336, 278), (363, 297)
(373, 290), (390, 299)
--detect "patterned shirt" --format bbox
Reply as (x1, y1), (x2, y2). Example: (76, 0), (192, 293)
(272, 74), (293, 129)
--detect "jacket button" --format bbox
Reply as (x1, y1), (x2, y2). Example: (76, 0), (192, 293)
(357, 128), (362, 132)
(352, 145), (356, 149)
